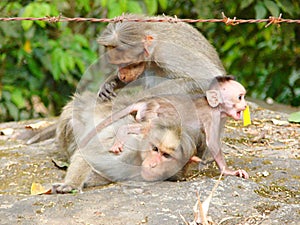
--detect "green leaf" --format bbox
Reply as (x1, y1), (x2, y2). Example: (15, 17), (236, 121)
(37, 3), (51, 16)
(59, 53), (69, 74)
(101, 0), (108, 7)
(11, 89), (25, 108)
(240, 0), (254, 10)
(288, 111), (300, 123)
(21, 3), (34, 31)
(108, 2), (122, 18)
(75, 58), (85, 74)
(65, 52), (75, 71)
(33, 3), (51, 28)
(27, 56), (44, 79)
(5, 101), (19, 121)
(145, 0), (158, 15)
(276, 0), (295, 16)
(74, 35), (89, 48)
(254, 2), (267, 19)
(158, 0), (168, 10)
(220, 38), (236, 52)
(127, 1), (143, 14)
(119, 0), (128, 12)
(79, 0), (91, 12)
(263, 0), (280, 17)
(51, 48), (63, 80)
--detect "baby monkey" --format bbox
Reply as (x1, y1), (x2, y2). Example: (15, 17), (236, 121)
(82, 75), (249, 179)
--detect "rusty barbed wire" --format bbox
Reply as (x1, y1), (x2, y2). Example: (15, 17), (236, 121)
(0, 13), (299, 27)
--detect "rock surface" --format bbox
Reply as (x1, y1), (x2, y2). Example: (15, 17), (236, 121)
(0, 103), (299, 225)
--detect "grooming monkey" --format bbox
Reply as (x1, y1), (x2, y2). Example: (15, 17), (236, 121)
(82, 75), (249, 179)
(53, 92), (201, 193)
(24, 14), (226, 143)
(97, 14), (226, 100)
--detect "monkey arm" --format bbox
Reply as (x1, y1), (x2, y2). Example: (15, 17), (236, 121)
(53, 151), (92, 193)
(109, 123), (150, 154)
(204, 111), (249, 179)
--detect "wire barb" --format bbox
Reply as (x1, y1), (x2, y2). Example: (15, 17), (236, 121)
(222, 12), (239, 26)
(45, 13), (61, 23)
(265, 13), (283, 27)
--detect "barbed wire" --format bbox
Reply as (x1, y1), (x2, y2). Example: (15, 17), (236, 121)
(0, 13), (299, 27)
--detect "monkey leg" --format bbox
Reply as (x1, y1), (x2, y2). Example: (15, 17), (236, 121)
(53, 151), (92, 193)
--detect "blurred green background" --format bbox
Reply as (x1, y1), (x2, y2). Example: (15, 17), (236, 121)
(0, 0), (299, 122)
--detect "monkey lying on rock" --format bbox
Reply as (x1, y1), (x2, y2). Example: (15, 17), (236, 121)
(53, 91), (201, 193)
(52, 75), (248, 194)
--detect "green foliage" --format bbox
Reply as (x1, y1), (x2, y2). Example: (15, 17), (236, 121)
(288, 111), (300, 123)
(0, 0), (299, 122)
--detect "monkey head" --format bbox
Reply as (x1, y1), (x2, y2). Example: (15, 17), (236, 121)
(98, 21), (155, 83)
(140, 123), (198, 181)
(206, 76), (247, 120)
(220, 80), (247, 120)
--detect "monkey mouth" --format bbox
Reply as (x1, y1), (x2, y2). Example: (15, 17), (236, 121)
(237, 111), (242, 119)
(231, 110), (242, 120)
(118, 62), (146, 83)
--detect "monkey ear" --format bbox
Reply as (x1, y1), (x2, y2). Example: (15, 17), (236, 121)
(143, 35), (154, 57)
(206, 90), (222, 107)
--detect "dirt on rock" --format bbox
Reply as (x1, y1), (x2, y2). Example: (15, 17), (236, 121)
(0, 102), (299, 225)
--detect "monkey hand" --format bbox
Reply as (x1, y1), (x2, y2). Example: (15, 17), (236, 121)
(98, 80), (117, 101)
(109, 140), (124, 154)
(223, 168), (249, 179)
(52, 183), (80, 194)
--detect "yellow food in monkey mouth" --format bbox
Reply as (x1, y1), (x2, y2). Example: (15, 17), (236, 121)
(118, 62), (146, 83)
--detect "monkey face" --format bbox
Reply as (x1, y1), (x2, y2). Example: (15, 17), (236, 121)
(105, 45), (147, 83)
(140, 129), (186, 181)
(221, 80), (247, 120)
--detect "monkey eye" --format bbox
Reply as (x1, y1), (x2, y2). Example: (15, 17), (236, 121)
(152, 146), (159, 152)
(162, 152), (172, 159)
(238, 95), (244, 101)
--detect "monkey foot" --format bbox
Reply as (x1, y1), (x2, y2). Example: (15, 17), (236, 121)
(109, 141), (124, 154)
(52, 183), (79, 194)
(223, 169), (249, 179)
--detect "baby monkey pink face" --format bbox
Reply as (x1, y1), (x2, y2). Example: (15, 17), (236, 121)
(220, 80), (247, 120)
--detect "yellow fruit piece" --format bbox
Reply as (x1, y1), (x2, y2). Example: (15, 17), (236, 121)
(243, 105), (251, 126)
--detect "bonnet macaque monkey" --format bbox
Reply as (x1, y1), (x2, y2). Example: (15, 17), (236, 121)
(82, 76), (249, 179)
(53, 92), (200, 193)
(97, 14), (226, 100)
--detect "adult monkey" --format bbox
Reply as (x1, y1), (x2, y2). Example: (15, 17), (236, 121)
(97, 14), (226, 100)
(53, 92), (201, 193)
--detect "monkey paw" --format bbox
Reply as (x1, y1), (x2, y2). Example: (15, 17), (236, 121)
(52, 183), (80, 194)
(223, 169), (249, 179)
(98, 81), (117, 101)
(109, 141), (124, 154)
